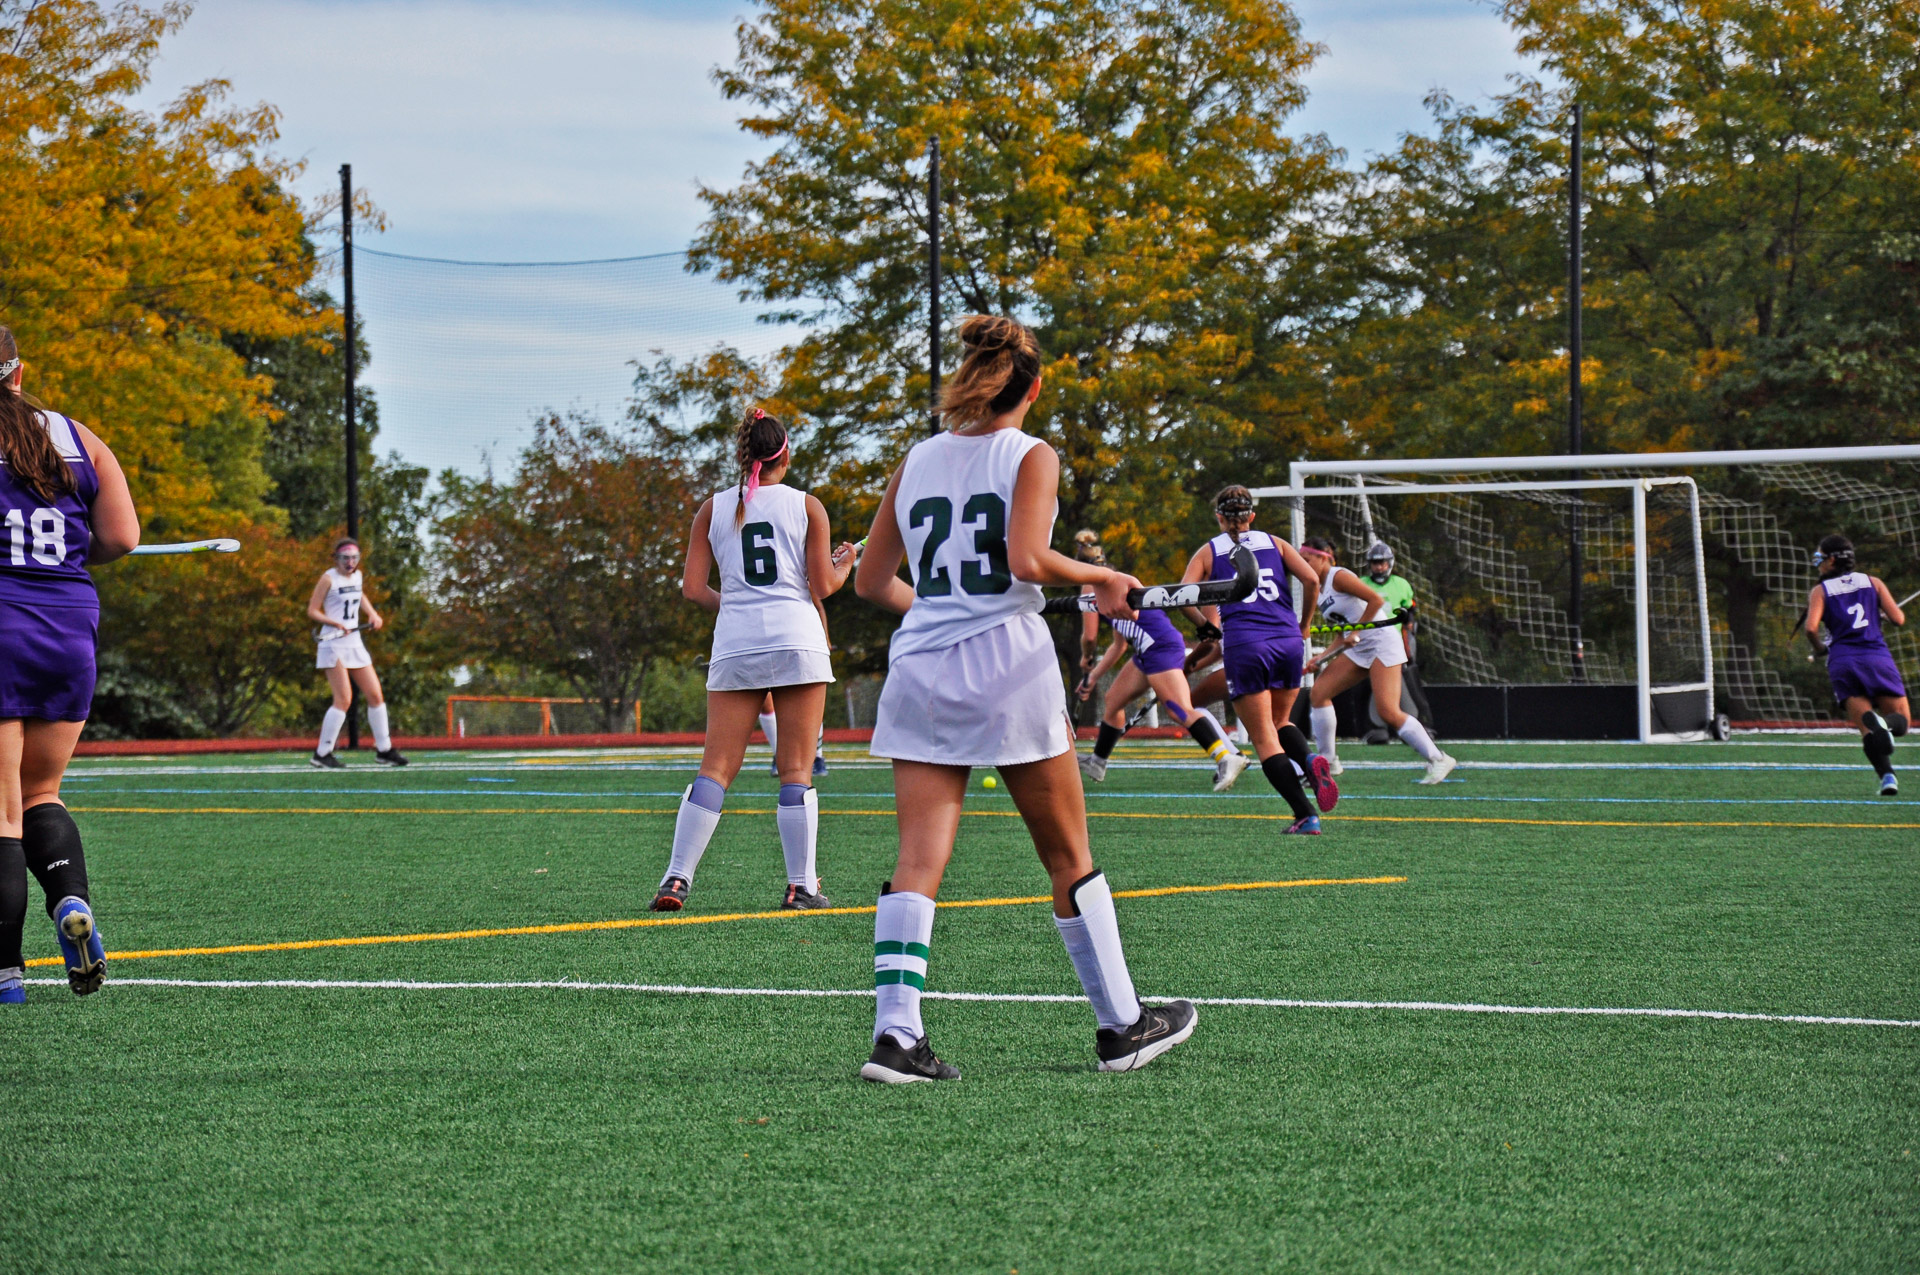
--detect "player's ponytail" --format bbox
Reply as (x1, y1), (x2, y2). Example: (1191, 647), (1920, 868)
(0, 326), (77, 503)
(734, 407), (790, 527)
(1072, 529), (1107, 566)
(940, 316), (1042, 428)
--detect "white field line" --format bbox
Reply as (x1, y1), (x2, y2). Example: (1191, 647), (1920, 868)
(26, 977), (1918, 1029)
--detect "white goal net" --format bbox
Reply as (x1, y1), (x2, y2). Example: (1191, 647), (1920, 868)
(1256, 446), (1920, 737)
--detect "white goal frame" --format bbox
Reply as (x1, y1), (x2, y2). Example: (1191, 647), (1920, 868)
(1253, 443), (1920, 743)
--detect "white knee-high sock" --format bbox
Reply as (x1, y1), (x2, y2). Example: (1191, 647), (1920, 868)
(758, 712), (778, 753)
(366, 704), (392, 751)
(776, 786), (818, 890)
(874, 889), (935, 1046)
(1311, 705), (1338, 760)
(1397, 716), (1443, 762)
(664, 783), (724, 885)
(317, 706), (347, 756)
(1054, 870), (1142, 1032)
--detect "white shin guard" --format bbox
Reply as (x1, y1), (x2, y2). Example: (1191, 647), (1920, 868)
(1397, 716), (1443, 762)
(1055, 870), (1142, 1032)
(366, 704), (392, 752)
(663, 788), (723, 885)
(317, 706), (347, 756)
(874, 889), (936, 1046)
(758, 713), (778, 753)
(776, 788), (819, 890)
(1310, 705), (1338, 761)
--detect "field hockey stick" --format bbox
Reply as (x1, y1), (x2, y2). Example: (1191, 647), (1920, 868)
(1308, 608), (1412, 637)
(1897, 587), (1920, 610)
(1041, 544), (1258, 616)
(128, 538), (241, 556)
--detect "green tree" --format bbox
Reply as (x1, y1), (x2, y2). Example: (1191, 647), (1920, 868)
(692, 0), (1347, 582)
(435, 416), (704, 731)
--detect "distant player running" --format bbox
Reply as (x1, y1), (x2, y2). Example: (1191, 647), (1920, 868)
(306, 538), (407, 768)
(1180, 487), (1336, 833)
(651, 408), (855, 913)
(1071, 532), (1245, 790)
(0, 325), (141, 1004)
(1805, 534), (1909, 796)
(854, 315), (1195, 1082)
(1299, 537), (1455, 785)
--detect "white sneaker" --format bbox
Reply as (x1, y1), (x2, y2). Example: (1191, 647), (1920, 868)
(1325, 756), (1344, 777)
(1079, 753), (1108, 783)
(1228, 724), (1250, 746)
(1212, 752), (1248, 792)
(1418, 753), (1458, 785)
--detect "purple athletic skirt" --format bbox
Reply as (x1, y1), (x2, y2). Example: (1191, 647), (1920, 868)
(1222, 627), (1302, 699)
(0, 597), (99, 721)
(1829, 648), (1907, 704)
(1130, 610), (1187, 675)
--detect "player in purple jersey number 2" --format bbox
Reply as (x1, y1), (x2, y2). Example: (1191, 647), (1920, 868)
(1804, 534), (1909, 796)
(0, 326), (141, 1005)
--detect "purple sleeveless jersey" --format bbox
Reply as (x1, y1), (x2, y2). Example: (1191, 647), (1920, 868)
(0, 412), (102, 721)
(1207, 530), (1304, 698)
(1820, 572), (1907, 704)
(1108, 607), (1186, 676)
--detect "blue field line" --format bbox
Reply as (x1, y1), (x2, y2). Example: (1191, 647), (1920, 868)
(65, 785), (1908, 809)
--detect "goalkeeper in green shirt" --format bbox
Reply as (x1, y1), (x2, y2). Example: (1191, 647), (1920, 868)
(1363, 542), (1433, 723)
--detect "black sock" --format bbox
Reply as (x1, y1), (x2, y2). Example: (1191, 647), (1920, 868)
(1863, 717), (1895, 778)
(1095, 722), (1125, 760)
(0, 837), (25, 971)
(1186, 714), (1225, 754)
(22, 804), (87, 918)
(1277, 723), (1315, 775)
(1260, 754), (1315, 821)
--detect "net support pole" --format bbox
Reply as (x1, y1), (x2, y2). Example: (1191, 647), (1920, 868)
(1633, 480), (1652, 743)
(340, 162), (360, 751)
(1354, 475), (1377, 544)
(1290, 479), (1309, 624)
(1688, 479), (1715, 728)
(927, 137), (941, 437)
(1567, 103), (1585, 683)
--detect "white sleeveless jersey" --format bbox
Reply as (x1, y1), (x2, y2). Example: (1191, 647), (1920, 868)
(321, 568), (364, 633)
(1317, 566), (1370, 626)
(707, 483), (829, 661)
(888, 428), (1051, 660)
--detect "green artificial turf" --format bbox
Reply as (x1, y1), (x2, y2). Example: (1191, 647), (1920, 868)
(2, 739), (1916, 1272)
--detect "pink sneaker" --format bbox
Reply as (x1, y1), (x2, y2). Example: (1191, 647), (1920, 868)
(1307, 755), (1339, 812)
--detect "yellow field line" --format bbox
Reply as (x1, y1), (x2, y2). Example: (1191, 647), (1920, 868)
(68, 805), (1920, 831)
(20, 875), (1403, 968)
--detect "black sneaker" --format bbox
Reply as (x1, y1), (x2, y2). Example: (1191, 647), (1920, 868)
(1096, 1000), (1198, 1072)
(860, 1034), (960, 1084)
(650, 877), (689, 912)
(310, 751), (344, 770)
(376, 748), (409, 767)
(782, 882), (832, 910)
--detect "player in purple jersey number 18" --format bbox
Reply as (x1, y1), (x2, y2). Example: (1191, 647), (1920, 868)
(1804, 534), (1910, 796)
(0, 325), (141, 1005)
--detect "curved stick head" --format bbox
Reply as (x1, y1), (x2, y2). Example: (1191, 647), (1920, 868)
(1226, 543), (1258, 602)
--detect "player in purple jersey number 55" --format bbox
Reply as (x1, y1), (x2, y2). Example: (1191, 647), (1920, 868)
(0, 325), (141, 1005)
(1804, 534), (1910, 797)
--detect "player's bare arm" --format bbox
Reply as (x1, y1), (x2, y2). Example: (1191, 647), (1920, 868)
(1007, 445), (1138, 617)
(307, 573), (351, 634)
(854, 464), (917, 615)
(681, 498), (722, 613)
(1874, 576), (1906, 627)
(804, 492), (854, 600)
(77, 422), (138, 561)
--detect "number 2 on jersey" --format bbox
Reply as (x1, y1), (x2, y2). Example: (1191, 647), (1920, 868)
(909, 494), (1011, 597)
(1848, 602), (1868, 629)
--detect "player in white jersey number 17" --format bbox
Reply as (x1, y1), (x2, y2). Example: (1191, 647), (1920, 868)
(305, 538), (406, 768)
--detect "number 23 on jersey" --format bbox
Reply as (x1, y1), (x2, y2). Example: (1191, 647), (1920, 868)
(909, 493), (1011, 597)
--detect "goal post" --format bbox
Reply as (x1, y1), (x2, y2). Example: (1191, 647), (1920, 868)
(1253, 442), (1920, 742)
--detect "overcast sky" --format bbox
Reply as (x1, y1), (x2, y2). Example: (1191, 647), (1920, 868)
(136, 0), (1536, 262)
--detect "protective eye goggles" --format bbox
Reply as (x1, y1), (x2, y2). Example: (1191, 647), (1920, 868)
(1812, 549), (1852, 570)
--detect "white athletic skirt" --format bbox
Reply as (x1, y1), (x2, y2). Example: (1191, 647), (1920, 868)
(871, 612), (1073, 767)
(1335, 629), (1407, 670)
(316, 632), (372, 669)
(707, 648), (835, 692)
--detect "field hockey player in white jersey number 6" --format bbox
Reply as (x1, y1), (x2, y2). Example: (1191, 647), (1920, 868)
(306, 538), (406, 768)
(651, 408), (856, 913)
(853, 315), (1197, 1083)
